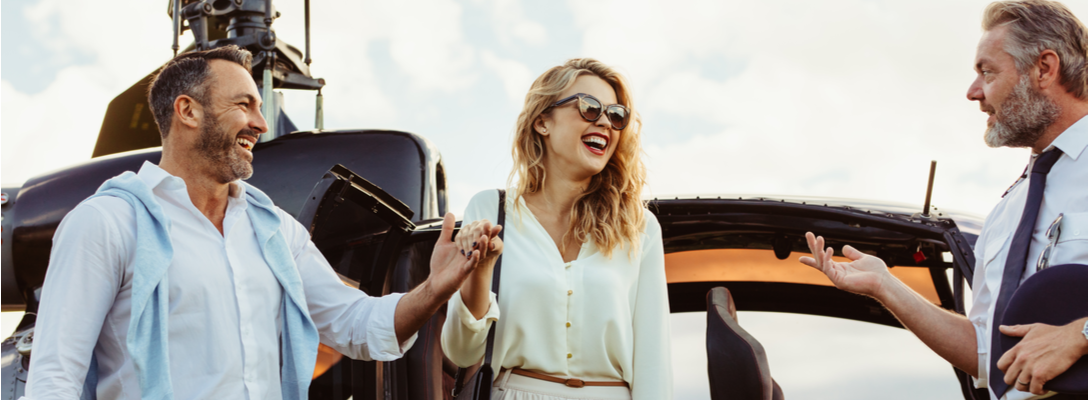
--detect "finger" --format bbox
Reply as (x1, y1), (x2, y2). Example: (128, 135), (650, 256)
(1030, 374), (1045, 395)
(459, 222), (477, 254)
(842, 245), (865, 261)
(438, 212), (456, 243)
(996, 341), (1014, 371)
(1013, 369), (1031, 392)
(805, 232), (817, 252)
(477, 232), (489, 251)
(480, 221), (493, 239)
(807, 234), (825, 268)
(462, 249), (481, 274)
(997, 345), (1015, 371)
(999, 324), (1031, 337)
(470, 221), (488, 250)
(1003, 353), (1024, 386)
(490, 224), (503, 238)
(824, 246), (834, 265)
(491, 236), (503, 253)
(799, 256), (820, 269)
(477, 233), (490, 258)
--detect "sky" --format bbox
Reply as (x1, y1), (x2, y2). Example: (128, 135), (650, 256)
(4, 0), (1088, 398)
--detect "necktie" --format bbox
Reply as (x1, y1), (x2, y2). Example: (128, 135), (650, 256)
(989, 148), (1064, 398)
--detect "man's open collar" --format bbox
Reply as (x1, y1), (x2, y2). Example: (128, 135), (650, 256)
(135, 161), (248, 200)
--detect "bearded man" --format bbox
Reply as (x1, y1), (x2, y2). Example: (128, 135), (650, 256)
(22, 46), (492, 399)
(801, 1), (1088, 399)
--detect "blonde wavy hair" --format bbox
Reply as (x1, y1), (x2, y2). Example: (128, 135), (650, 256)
(508, 58), (647, 258)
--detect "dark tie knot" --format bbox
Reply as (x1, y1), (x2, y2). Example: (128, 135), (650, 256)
(1031, 148), (1064, 175)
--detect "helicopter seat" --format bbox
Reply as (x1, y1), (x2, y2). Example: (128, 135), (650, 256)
(706, 286), (784, 400)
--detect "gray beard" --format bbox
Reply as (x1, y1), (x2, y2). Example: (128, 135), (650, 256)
(984, 75), (1060, 148)
(195, 113), (254, 184)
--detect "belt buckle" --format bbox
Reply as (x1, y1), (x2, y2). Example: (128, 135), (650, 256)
(564, 378), (586, 388)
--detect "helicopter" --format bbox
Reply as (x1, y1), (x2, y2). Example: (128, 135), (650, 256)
(1, 1), (994, 399)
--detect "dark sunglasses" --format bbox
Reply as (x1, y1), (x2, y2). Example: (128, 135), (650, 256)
(548, 93), (630, 130)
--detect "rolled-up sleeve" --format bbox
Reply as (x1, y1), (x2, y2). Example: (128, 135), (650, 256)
(286, 213), (417, 361)
(630, 213), (673, 399)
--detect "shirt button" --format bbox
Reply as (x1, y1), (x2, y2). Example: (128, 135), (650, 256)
(566, 322), (571, 328)
(564, 262), (572, 269)
(567, 353), (573, 359)
(567, 290), (573, 296)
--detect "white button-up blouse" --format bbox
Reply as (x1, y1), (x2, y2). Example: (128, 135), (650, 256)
(441, 190), (673, 399)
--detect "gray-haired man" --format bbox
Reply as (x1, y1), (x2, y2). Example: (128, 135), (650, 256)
(802, 1), (1088, 399)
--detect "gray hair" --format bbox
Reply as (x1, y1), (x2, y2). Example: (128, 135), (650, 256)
(147, 45), (253, 138)
(983, 0), (1088, 99)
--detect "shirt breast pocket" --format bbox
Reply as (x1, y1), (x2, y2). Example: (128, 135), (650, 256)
(982, 232), (1010, 268)
(1050, 212), (1088, 266)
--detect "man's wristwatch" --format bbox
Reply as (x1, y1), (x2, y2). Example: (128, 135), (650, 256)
(1083, 319), (1088, 343)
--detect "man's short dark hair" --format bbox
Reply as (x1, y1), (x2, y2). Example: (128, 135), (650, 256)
(147, 45), (253, 138)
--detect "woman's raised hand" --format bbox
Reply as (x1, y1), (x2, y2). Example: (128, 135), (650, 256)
(456, 220), (504, 264)
(454, 219), (505, 319)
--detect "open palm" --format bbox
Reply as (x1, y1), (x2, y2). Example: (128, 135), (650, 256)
(799, 232), (890, 298)
(428, 213), (480, 298)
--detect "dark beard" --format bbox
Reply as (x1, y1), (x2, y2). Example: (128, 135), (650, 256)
(985, 75), (1061, 148)
(195, 112), (255, 184)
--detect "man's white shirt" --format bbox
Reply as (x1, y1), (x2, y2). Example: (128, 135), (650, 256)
(23, 162), (417, 399)
(969, 117), (1088, 400)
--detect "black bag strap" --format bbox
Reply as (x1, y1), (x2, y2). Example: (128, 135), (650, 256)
(484, 189), (506, 364)
(453, 189), (506, 395)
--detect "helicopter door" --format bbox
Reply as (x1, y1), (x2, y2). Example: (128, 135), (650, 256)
(298, 164), (416, 400)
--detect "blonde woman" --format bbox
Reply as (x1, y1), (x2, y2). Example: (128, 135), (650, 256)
(441, 58), (671, 400)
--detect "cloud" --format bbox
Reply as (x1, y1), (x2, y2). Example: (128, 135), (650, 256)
(2, 0), (492, 185)
(480, 50), (535, 105)
(563, 0), (1072, 215)
(472, 0), (549, 47)
(2, 0), (174, 185)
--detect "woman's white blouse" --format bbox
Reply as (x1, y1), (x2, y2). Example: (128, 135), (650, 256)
(441, 190), (673, 399)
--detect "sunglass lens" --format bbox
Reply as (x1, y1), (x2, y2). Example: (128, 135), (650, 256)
(606, 106), (628, 130)
(579, 97), (603, 121)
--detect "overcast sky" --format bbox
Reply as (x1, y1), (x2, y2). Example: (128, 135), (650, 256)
(5, 0), (1088, 398)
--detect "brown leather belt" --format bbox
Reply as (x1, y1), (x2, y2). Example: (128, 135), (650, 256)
(507, 368), (629, 388)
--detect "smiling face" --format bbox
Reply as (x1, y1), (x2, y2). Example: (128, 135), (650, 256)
(192, 60), (266, 183)
(967, 26), (1060, 148)
(536, 74), (622, 181)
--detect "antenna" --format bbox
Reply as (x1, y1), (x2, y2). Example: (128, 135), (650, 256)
(171, 0), (181, 57)
(304, 0), (312, 66)
(922, 160), (936, 217)
(261, 0), (276, 140)
(315, 80), (324, 130)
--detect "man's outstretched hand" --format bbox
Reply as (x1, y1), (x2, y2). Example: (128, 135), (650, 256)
(427, 212), (482, 299)
(997, 318), (1088, 395)
(798, 232), (983, 378)
(799, 232), (889, 298)
(395, 213), (481, 344)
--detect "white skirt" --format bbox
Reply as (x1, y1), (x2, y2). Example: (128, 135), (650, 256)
(491, 369), (632, 400)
